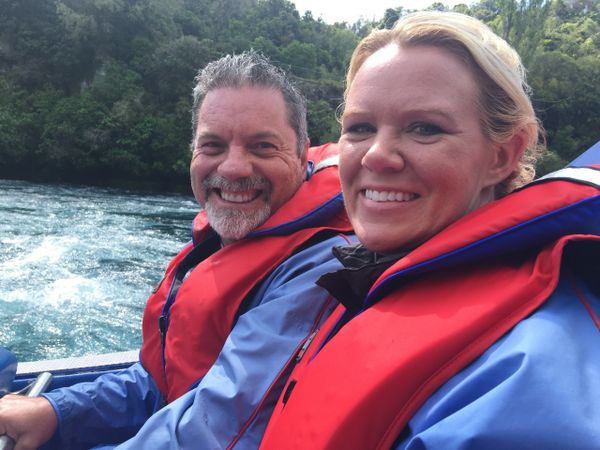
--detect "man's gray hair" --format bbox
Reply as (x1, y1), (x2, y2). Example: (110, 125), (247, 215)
(191, 50), (308, 157)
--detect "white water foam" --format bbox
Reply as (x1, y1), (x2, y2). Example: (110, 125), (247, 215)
(0, 179), (198, 361)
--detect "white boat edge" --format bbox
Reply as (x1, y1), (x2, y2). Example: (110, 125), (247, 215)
(16, 350), (139, 377)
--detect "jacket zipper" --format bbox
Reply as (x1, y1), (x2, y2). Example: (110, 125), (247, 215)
(226, 296), (336, 450)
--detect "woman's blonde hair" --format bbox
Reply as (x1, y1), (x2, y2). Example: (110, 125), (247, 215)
(345, 11), (545, 196)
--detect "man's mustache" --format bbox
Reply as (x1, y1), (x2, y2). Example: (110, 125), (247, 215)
(203, 175), (271, 192)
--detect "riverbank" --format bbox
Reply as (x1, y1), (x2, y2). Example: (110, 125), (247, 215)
(0, 174), (193, 196)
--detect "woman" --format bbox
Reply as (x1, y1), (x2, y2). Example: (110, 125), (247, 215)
(260, 12), (600, 449)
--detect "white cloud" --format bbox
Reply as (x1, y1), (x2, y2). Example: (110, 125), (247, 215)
(291, 0), (465, 24)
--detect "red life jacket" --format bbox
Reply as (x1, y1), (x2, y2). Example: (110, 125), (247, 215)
(140, 144), (353, 402)
(260, 168), (600, 450)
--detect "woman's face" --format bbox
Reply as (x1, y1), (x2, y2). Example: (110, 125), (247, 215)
(339, 44), (509, 253)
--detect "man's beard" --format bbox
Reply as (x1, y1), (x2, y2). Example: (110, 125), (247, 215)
(202, 175), (272, 242)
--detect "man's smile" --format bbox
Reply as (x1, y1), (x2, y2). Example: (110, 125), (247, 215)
(217, 189), (262, 203)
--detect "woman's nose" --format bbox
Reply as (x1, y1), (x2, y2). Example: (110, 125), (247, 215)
(361, 137), (406, 173)
(217, 146), (254, 179)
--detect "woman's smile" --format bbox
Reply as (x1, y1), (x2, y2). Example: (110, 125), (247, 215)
(363, 189), (418, 202)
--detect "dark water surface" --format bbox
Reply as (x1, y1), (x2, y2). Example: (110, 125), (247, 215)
(0, 179), (198, 362)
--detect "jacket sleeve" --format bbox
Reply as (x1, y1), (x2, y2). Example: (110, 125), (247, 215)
(41, 362), (163, 450)
(112, 233), (356, 450)
(394, 271), (600, 450)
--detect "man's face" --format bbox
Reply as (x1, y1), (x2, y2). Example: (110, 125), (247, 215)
(190, 86), (308, 245)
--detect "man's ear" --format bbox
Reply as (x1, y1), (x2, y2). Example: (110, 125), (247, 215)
(301, 139), (310, 177)
(486, 130), (527, 185)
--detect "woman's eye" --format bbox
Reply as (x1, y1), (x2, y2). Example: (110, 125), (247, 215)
(344, 123), (376, 135)
(409, 123), (444, 136)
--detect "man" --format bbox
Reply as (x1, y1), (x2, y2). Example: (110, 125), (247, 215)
(0, 51), (352, 449)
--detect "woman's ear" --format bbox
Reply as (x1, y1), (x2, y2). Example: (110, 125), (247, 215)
(487, 130), (527, 185)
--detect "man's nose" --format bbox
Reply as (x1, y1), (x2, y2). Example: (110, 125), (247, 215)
(217, 146), (254, 179)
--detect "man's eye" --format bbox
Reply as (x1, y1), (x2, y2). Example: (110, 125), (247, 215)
(198, 142), (225, 154)
(204, 142), (224, 148)
(250, 142), (277, 152)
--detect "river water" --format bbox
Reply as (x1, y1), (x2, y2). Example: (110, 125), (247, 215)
(0, 179), (199, 362)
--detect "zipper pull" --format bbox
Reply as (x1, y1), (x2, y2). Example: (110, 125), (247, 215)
(296, 330), (317, 362)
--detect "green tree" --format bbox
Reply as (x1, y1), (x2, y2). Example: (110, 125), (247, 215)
(306, 99), (341, 145)
(148, 37), (216, 104)
(486, 0), (552, 65)
(379, 8), (404, 29)
(280, 40), (318, 77)
(1, 0), (598, 189)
